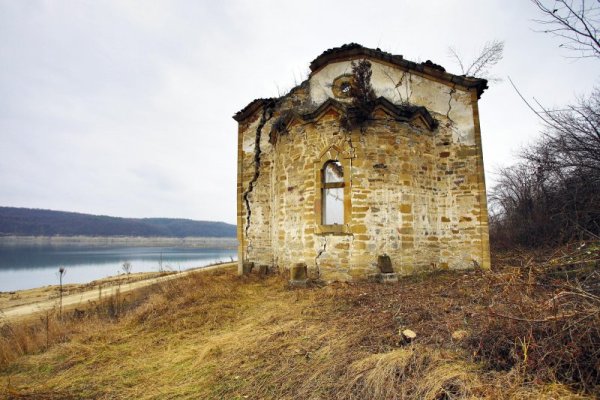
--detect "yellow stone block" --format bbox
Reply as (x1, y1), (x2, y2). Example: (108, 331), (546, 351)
(351, 225), (368, 234)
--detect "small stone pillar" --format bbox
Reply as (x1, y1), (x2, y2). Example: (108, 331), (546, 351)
(377, 255), (394, 273)
(242, 262), (254, 275)
(376, 255), (398, 283)
(257, 265), (269, 277)
(289, 263), (308, 287)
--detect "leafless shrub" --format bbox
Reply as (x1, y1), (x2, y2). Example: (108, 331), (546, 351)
(468, 244), (600, 394)
(494, 1), (600, 249)
(523, 87), (600, 174)
(490, 89), (600, 249)
(448, 40), (504, 81)
(122, 261), (132, 276)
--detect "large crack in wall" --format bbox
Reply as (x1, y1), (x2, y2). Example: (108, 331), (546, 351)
(314, 237), (327, 278)
(243, 103), (275, 240)
(446, 85), (457, 124)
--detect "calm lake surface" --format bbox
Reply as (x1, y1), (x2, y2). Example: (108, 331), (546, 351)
(0, 244), (237, 292)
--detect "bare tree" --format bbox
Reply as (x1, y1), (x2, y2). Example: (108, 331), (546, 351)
(490, 89), (600, 248)
(490, 2), (600, 248)
(448, 40), (504, 81)
(523, 88), (600, 174)
(122, 261), (132, 275)
(531, 0), (600, 59)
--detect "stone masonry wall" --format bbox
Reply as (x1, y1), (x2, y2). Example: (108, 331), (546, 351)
(236, 59), (490, 281)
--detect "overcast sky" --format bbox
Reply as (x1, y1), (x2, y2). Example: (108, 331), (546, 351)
(0, 1), (597, 224)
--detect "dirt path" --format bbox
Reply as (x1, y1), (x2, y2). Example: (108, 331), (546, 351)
(0, 262), (236, 321)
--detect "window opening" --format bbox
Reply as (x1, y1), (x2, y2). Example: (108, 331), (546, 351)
(322, 160), (344, 225)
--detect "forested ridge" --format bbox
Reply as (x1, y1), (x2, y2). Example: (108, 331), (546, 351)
(0, 207), (236, 238)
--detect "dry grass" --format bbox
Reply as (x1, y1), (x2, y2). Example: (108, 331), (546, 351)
(0, 279), (157, 367)
(341, 346), (481, 399)
(1, 245), (598, 399)
(0, 270), (175, 310)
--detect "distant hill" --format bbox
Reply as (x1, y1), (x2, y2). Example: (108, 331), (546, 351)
(0, 207), (236, 238)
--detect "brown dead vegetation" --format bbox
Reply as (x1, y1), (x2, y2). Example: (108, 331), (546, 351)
(0, 271), (175, 311)
(1, 244), (599, 399)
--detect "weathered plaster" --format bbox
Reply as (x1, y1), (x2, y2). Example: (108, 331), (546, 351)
(310, 61), (475, 143)
(235, 47), (490, 281)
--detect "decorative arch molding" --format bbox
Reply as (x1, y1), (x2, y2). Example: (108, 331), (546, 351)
(317, 144), (352, 162)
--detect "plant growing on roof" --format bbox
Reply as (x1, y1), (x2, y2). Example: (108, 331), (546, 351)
(269, 110), (294, 145)
(341, 59), (377, 131)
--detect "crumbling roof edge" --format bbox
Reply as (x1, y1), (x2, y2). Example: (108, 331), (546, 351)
(233, 98), (276, 122)
(309, 43), (488, 98)
(233, 80), (311, 123)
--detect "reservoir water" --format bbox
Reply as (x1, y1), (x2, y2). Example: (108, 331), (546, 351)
(0, 244), (237, 292)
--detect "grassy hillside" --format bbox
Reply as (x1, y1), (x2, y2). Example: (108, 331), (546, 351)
(1, 245), (599, 399)
(0, 207), (236, 238)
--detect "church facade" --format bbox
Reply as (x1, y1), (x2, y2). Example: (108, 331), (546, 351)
(234, 44), (490, 282)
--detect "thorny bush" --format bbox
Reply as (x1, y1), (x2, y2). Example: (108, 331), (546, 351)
(468, 242), (600, 394)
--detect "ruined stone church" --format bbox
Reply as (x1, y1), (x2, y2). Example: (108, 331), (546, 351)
(234, 44), (490, 282)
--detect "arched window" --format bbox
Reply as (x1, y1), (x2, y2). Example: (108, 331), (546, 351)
(322, 160), (344, 225)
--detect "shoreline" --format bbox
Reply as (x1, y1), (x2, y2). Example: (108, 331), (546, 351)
(0, 261), (237, 321)
(0, 235), (238, 248)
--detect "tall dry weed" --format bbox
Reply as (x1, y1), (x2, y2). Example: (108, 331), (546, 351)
(341, 346), (480, 399)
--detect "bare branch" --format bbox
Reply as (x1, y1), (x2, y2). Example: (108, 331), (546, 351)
(447, 46), (466, 75)
(531, 0), (600, 59)
(466, 40), (505, 78)
(492, 81), (600, 248)
(447, 40), (504, 82)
